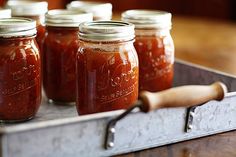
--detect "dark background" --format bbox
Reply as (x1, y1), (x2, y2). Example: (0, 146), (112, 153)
(1, 0), (235, 20)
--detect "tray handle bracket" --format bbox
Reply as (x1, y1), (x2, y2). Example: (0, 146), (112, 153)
(185, 106), (198, 133)
(104, 102), (142, 149)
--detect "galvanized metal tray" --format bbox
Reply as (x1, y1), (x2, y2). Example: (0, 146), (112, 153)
(1, 59), (236, 157)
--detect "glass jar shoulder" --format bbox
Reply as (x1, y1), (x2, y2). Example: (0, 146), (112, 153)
(78, 41), (138, 61)
(135, 32), (174, 49)
(0, 37), (40, 63)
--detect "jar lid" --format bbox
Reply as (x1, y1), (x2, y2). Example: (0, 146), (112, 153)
(5, 1), (48, 16)
(0, 8), (11, 18)
(67, 1), (112, 19)
(0, 18), (36, 37)
(45, 9), (93, 27)
(79, 21), (135, 42)
(121, 10), (172, 29)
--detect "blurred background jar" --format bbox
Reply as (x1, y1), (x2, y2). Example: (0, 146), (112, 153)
(77, 21), (139, 115)
(122, 10), (174, 92)
(0, 8), (11, 18)
(43, 9), (92, 104)
(67, 1), (112, 20)
(0, 18), (41, 122)
(5, 0), (48, 53)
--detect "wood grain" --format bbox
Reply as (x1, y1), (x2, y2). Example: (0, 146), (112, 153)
(115, 131), (236, 157)
(172, 16), (236, 75)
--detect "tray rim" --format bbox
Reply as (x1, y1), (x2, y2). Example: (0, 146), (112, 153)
(175, 59), (236, 79)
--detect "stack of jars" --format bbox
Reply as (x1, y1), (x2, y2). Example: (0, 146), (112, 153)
(0, 0), (174, 122)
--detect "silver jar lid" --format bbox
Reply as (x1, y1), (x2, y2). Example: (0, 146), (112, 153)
(45, 9), (93, 27)
(67, 1), (112, 20)
(79, 21), (135, 42)
(121, 10), (172, 29)
(0, 9), (11, 18)
(5, 1), (48, 16)
(0, 18), (36, 38)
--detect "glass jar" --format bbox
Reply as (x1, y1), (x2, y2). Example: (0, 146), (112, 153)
(43, 10), (92, 104)
(5, 1), (48, 53)
(0, 8), (11, 18)
(77, 21), (139, 115)
(0, 18), (41, 122)
(0, 0), (6, 7)
(67, 1), (112, 21)
(122, 10), (174, 92)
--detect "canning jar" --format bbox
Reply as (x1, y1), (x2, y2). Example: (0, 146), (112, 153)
(43, 10), (92, 104)
(0, 18), (41, 122)
(67, 1), (112, 20)
(122, 10), (174, 92)
(5, 1), (48, 52)
(77, 21), (139, 115)
(0, 8), (11, 18)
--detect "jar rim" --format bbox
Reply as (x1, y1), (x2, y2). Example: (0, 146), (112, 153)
(5, 1), (48, 16)
(45, 9), (93, 27)
(67, 1), (112, 17)
(79, 21), (135, 42)
(0, 9), (11, 18)
(0, 18), (36, 37)
(122, 9), (172, 29)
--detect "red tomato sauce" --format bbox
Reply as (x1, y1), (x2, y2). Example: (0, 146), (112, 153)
(0, 37), (41, 121)
(77, 43), (139, 115)
(43, 27), (79, 103)
(134, 35), (174, 92)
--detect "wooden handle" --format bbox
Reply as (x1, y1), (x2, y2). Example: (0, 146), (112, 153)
(139, 82), (227, 112)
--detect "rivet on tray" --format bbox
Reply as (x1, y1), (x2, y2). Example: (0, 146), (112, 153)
(109, 128), (116, 133)
(187, 125), (193, 130)
(108, 142), (114, 148)
(189, 112), (195, 117)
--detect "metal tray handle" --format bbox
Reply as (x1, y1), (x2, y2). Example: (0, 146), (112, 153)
(105, 82), (227, 149)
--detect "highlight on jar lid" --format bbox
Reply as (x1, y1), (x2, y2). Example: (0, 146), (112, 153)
(45, 9), (93, 27)
(5, 1), (48, 16)
(0, 8), (11, 18)
(121, 10), (172, 29)
(67, 1), (112, 20)
(0, 18), (36, 37)
(79, 21), (135, 42)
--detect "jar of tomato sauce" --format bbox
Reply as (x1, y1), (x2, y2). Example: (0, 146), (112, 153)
(0, 18), (41, 122)
(5, 1), (48, 52)
(43, 10), (92, 104)
(0, 8), (11, 18)
(77, 21), (139, 115)
(122, 10), (174, 92)
(67, 1), (112, 20)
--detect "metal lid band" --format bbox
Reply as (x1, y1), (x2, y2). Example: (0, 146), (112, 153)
(0, 9), (11, 18)
(6, 1), (48, 16)
(79, 21), (135, 42)
(122, 10), (172, 29)
(67, 1), (112, 18)
(0, 18), (36, 37)
(45, 9), (93, 27)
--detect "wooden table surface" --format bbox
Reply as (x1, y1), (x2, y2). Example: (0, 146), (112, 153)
(114, 15), (236, 157)
(116, 131), (236, 157)
(173, 16), (236, 75)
